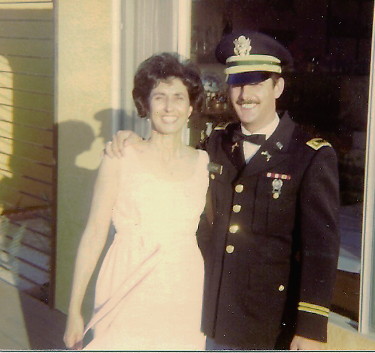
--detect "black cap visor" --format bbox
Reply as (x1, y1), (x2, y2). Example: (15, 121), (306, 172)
(227, 71), (273, 85)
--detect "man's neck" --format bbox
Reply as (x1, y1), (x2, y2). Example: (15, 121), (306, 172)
(241, 114), (280, 137)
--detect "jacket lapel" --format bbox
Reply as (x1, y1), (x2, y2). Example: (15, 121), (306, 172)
(221, 123), (246, 171)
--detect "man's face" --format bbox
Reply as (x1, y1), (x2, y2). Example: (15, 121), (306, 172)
(229, 77), (284, 133)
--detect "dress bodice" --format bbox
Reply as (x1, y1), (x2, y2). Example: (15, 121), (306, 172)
(112, 146), (209, 251)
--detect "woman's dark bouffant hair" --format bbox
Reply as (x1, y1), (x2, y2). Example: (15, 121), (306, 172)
(132, 52), (205, 118)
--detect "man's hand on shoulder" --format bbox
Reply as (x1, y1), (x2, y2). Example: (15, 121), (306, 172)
(290, 335), (323, 350)
(104, 130), (142, 158)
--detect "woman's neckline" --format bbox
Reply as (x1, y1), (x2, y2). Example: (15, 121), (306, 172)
(125, 143), (204, 183)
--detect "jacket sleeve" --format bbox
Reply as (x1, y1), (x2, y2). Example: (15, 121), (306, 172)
(295, 146), (340, 342)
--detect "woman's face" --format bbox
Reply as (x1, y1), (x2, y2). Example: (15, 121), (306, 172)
(148, 77), (193, 135)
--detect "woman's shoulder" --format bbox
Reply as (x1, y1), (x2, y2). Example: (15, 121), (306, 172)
(183, 147), (209, 172)
(100, 141), (146, 167)
(195, 148), (209, 164)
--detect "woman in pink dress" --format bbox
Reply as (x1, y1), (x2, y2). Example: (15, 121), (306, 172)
(63, 53), (209, 350)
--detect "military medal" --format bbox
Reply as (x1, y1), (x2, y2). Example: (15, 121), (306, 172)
(272, 178), (283, 199)
(265, 170), (292, 200)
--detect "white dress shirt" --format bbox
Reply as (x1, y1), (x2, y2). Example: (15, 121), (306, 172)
(241, 114), (280, 163)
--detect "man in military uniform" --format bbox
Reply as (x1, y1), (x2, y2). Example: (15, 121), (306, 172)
(197, 31), (340, 350)
(105, 31), (340, 351)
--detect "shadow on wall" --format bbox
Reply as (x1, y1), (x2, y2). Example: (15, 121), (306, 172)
(55, 110), (127, 349)
(21, 120), (96, 349)
(17, 112), (121, 349)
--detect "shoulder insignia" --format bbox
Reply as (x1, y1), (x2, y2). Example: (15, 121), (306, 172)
(214, 122), (230, 130)
(306, 138), (332, 150)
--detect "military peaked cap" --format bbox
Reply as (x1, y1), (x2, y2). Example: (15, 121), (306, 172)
(215, 30), (293, 85)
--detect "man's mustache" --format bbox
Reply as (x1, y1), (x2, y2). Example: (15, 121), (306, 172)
(236, 99), (259, 105)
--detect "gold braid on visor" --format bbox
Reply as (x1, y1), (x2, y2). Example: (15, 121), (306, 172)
(225, 54), (282, 74)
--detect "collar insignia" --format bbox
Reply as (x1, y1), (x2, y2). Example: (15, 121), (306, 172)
(261, 150), (272, 162)
(231, 142), (239, 153)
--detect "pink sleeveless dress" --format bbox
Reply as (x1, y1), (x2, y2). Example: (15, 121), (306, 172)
(84, 146), (209, 350)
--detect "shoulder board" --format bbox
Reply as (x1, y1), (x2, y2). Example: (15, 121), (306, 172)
(214, 122), (230, 131)
(306, 138), (332, 150)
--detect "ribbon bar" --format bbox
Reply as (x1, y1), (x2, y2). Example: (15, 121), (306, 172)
(266, 172), (291, 180)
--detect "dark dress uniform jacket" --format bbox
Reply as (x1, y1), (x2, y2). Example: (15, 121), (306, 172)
(197, 113), (340, 350)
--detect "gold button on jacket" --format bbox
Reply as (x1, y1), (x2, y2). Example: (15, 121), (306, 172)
(226, 245), (235, 253)
(235, 184), (244, 193)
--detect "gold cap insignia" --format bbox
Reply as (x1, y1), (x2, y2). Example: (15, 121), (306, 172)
(233, 36), (252, 56)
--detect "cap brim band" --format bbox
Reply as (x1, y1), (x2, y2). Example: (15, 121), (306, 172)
(225, 64), (282, 75)
(225, 54), (282, 75)
(226, 54), (280, 64)
(227, 60), (281, 67)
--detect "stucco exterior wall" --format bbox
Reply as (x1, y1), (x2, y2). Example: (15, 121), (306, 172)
(54, 0), (115, 314)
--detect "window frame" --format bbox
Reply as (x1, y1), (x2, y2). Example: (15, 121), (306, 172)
(359, 8), (375, 336)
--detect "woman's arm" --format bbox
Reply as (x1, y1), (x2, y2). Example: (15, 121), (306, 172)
(63, 155), (120, 349)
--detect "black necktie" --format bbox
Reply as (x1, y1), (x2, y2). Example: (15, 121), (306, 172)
(232, 130), (266, 145)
